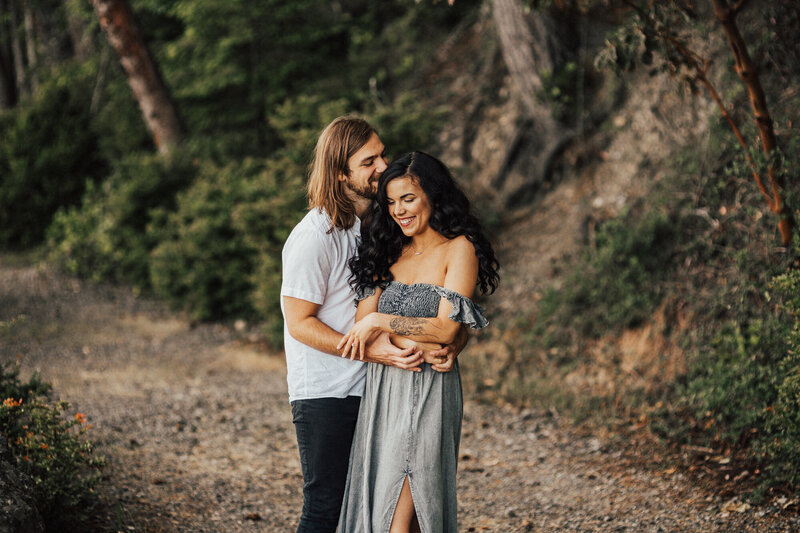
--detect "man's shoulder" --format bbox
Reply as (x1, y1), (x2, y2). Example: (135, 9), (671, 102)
(284, 209), (338, 260)
(288, 209), (331, 238)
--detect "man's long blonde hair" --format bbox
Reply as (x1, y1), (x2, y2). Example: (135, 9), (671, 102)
(308, 116), (376, 231)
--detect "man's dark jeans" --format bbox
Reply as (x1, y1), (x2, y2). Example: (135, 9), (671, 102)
(291, 396), (361, 533)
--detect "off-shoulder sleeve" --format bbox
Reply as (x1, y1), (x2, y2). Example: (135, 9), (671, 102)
(354, 285), (376, 306)
(431, 286), (489, 329)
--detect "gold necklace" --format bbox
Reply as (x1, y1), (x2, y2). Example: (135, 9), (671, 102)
(410, 239), (441, 255)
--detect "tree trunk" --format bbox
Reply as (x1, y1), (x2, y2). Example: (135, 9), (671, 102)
(9, 0), (27, 98)
(710, 0), (793, 246)
(91, 0), (182, 156)
(491, 0), (553, 115)
(490, 0), (571, 204)
(22, 2), (37, 93)
(0, 0), (18, 107)
(64, 0), (94, 61)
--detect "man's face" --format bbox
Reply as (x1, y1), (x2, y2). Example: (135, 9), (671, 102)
(340, 133), (387, 199)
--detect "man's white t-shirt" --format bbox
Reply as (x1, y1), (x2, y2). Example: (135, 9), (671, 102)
(280, 208), (366, 403)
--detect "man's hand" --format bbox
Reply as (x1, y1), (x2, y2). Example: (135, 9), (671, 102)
(361, 332), (424, 372)
(427, 326), (469, 373)
(426, 344), (457, 372)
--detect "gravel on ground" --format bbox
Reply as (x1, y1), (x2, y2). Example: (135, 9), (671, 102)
(1, 262), (797, 532)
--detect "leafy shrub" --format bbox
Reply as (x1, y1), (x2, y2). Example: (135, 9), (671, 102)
(148, 95), (332, 332)
(232, 155), (307, 341)
(367, 93), (448, 158)
(149, 159), (263, 322)
(0, 362), (51, 406)
(684, 316), (791, 444)
(754, 256), (800, 488)
(0, 69), (108, 248)
(149, 155), (307, 333)
(48, 153), (197, 288)
(534, 207), (682, 344)
(0, 361), (104, 528)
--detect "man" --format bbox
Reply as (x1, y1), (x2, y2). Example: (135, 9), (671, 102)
(281, 116), (465, 532)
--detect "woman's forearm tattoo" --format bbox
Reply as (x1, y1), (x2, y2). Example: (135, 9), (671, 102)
(389, 317), (426, 336)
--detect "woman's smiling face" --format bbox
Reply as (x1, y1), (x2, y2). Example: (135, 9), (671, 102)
(385, 176), (432, 237)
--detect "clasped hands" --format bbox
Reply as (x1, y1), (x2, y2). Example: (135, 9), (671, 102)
(337, 314), (455, 373)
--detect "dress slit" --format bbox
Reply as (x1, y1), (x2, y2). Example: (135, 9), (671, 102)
(386, 474), (422, 533)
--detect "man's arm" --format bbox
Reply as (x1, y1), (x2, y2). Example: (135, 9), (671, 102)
(283, 296), (344, 356)
(283, 296), (423, 370)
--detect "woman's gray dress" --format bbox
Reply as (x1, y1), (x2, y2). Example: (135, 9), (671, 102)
(338, 281), (488, 533)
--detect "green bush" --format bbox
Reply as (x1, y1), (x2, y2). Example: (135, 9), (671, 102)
(0, 361), (104, 528)
(0, 70), (108, 248)
(48, 153), (197, 288)
(684, 316), (791, 443)
(147, 95), (332, 331)
(149, 159), (263, 321)
(534, 207), (681, 344)
(149, 155), (307, 332)
(673, 246), (800, 491)
(756, 260), (800, 488)
(0, 361), (51, 405)
(232, 155), (307, 341)
(367, 93), (448, 158)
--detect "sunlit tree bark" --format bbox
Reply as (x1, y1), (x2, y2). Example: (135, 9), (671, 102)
(92, 0), (182, 156)
(490, 0), (572, 202)
(710, 0), (792, 246)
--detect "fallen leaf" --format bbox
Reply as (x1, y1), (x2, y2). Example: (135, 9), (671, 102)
(721, 498), (750, 513)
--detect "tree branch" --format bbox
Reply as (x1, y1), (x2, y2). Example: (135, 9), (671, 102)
(710, 0), (792, 244)
(621, 0), (792, 244)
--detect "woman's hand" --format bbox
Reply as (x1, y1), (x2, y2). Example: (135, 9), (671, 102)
(338, 313), (382, 361)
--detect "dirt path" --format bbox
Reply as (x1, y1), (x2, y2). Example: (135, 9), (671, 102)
(1, 261), (796, 532)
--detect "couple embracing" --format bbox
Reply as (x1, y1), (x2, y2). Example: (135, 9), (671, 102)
(280, 116), (499, 533)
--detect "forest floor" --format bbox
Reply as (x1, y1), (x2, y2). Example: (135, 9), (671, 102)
(2, 259), (799, 532)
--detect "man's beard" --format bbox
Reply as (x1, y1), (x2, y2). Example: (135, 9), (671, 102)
(345, 178), (376, 200)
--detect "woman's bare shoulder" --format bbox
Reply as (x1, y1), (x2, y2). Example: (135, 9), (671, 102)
(444, 235), (478, 272)
(447, 235), (476, 255)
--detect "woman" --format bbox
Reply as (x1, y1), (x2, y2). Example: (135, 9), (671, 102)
(336, 152), (499, 533)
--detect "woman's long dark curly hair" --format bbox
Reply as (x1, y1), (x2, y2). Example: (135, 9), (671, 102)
(349, 151), (499, 296)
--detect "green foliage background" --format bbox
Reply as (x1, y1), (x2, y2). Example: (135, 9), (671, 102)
(0, 0), (475, 344)
(1, 0), (799, 497)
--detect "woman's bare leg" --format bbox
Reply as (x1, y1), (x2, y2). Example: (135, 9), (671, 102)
(389, 477), (420, 533)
